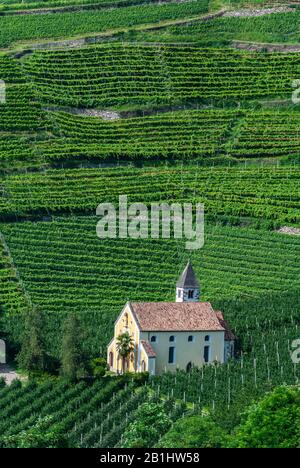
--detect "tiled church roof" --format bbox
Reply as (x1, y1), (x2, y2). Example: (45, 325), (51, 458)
(130, 302), (225, 332)
(215, 311), (235, 341)
(141, 340), (156, 358)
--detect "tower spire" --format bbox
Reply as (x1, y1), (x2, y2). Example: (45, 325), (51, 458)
(176, 261), (200, 302)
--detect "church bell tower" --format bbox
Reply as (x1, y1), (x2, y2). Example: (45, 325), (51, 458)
(176, 261), (200, 303)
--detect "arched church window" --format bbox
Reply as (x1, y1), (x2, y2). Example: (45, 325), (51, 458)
(109, 352), (114, 368)
(168, 347), (175, 364)
(204, 345), (210, 363)
(124, 313), (129, 328)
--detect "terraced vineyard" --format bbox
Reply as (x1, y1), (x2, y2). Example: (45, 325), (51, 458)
(46, 108), (300, 163)
(128, 7), (300, 45)
(154, 315), (300, 421)
(0, 85), (46, 133)
(0, 0), (143, 10)
(1, 0), (300, 450)
(0, 136), (39, 172)
(228, 110), (300, 159)
(1, 217), (299, 354)
(0, 55), (25, 83)
(1, 290), (299, 447)
(0, 374), (185, 448)
(0, 1), (210, 49)
(153, 287), (300, 424)
(0, 235), (29, 316)
(45, 108), (239, 162)
(24, 45), (300, 108)
(1, 165), (299, 224)
(0, 84), (47, 171)
(2, 46), (300, 170)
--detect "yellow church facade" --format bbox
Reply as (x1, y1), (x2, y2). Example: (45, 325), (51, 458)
(107, 262), (235, 375)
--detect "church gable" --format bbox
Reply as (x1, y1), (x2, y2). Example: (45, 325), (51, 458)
(115, 303), (140, 336)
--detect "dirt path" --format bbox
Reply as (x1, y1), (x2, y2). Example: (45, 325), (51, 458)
(0, 364), (23, 385)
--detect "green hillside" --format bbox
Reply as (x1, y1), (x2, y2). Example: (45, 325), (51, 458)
(24, 45), (300, 107)
(126, 7), (300, 45)
(1, 217), (299, 355)
(2, 44), (300, 170)
(0, 0), (299, 450)
(1, 165), (299, 224)
(0, 1), (210, 49)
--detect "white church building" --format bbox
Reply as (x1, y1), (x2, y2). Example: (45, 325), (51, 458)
(107, 262), (235, 375)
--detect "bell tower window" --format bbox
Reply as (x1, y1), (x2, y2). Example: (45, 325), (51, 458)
(175, 261), (200, 303)
(188, 290), (194, 299)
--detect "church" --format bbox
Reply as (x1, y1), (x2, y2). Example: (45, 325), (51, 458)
(107, 262), (235, 375)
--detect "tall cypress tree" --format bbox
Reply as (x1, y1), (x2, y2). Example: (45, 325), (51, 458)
(60, 314), (88, 382)
(18, 307), (46, 374)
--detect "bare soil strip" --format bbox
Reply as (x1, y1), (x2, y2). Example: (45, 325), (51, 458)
(224, 6), (294, 18)
(231, 40), (300, 53)
(58, 108), (121, 120)
(277, 226), (300, 236)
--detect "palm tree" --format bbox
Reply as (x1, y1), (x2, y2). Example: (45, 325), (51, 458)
(116, 332), (134, 374)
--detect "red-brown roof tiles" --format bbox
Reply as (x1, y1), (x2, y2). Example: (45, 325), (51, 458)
(215, 311), (235, 341)
(130, 302), (225, 332)
(141, 340), (156, 358)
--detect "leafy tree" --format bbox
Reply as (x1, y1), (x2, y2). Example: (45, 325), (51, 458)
(121, 402), (172, 448)
(157, 410), (228, 448)
(60, 314), (88, 382)
(2, 416), (68, 448)
(91, 357), (109, 378)
(230, 385), (300, 448)
(116, 332), (134, 373)
(17, 307), (46, 375)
